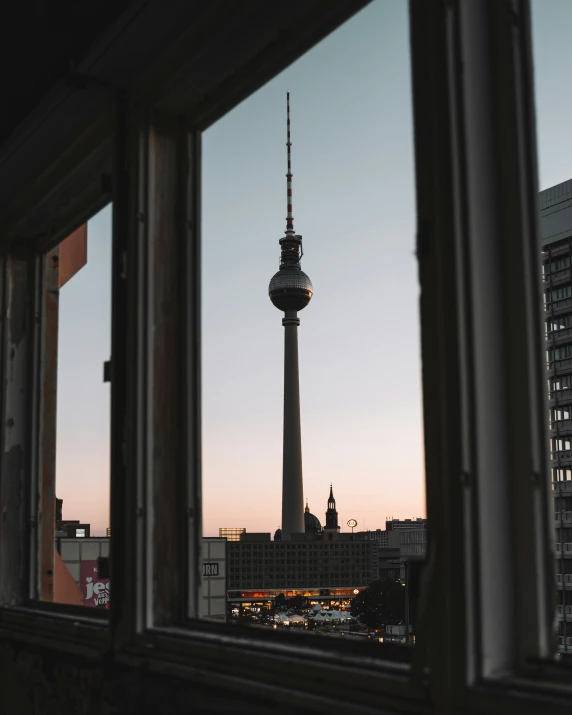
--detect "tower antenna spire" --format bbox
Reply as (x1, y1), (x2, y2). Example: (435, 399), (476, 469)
(269, 91), (313, 538)
(286, 91), (294, 235)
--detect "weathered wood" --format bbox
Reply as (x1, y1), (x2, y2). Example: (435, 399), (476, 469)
(39, 248), (59, 602)
(0, 257), (33, 606)
(148, 113), (190, 626)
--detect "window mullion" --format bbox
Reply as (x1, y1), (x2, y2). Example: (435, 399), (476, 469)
(115, 105), (201, 645)
(110, 94), (137, 649)
(410, 0), (554, 702)
(141, 111), (198, 629)
(37, 247), (59, 603)
(456, 0), (553, 676)
(408, 0), (471, 703)
(0, 256), (33, 607)
(184, 128), (202, 620)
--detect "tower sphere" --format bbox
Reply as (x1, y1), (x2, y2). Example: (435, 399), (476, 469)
(269, 266), (313, 312)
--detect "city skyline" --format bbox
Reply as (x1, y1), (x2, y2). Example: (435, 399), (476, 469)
(201, 0), (422, 537)
(54, 0), (572, 536)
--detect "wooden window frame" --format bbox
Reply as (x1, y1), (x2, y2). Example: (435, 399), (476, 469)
(2, 1), (572, 713)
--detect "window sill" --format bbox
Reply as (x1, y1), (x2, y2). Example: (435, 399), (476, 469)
(115, 624), (429, 714)
(0, 603), (109, 655)
(456, 670), (572, 715)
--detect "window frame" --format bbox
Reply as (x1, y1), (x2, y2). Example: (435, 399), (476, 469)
(1, 1), (572, 714)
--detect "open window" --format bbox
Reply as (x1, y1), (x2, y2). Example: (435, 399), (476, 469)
(34, 208), (112, 609)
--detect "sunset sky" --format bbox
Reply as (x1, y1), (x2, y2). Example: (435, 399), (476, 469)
(56, 0), (572, 537)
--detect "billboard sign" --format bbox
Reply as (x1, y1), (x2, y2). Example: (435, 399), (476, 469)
(202, 562), (219, 577)
(80, 560), (110, 607)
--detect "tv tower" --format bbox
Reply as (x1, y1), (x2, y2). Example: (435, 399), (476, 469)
(268, 92), (313, 538)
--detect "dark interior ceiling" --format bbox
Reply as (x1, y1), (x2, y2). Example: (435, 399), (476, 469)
(0, 1), (131, 145)
(0, 0), (370, 246)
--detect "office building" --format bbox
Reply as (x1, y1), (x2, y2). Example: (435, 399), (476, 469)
(368, 519), (427, 549)
(219, 528), (246, 542)
(228, 532), (378, 594)
(541, 178), (572, 656)
(387, 517), (427, 531)
(366, 519), (428, 580)
(227, 488), (378, 597)
(200, 538), (228, 621)
(57, 536), (226, 619)
(399, 530), (428, 558)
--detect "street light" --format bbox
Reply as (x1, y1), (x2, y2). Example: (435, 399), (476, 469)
(402, 559), (410, 646)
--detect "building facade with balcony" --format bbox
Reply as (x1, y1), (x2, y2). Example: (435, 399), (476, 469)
(541, 178), (572, 657)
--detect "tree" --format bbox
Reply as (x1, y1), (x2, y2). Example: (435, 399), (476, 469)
(350, 579), (405, 628)
(284, 594), (306, 610)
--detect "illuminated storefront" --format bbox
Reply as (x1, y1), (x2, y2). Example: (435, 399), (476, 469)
(227, 587), (364, 609)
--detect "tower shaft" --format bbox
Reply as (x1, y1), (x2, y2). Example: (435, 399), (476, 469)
(269, 93), (312, 539)
(281, 310), (304, 536)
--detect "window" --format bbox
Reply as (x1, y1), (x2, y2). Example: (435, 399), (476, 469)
(201, 0), (424, 648)
(547, 314), (572, 332)
(37, 210), (112, 607)
(2, 1), (571, 714)
(551, 345), (572, 361)
(549, 286), (572, 302)
(546, 256), (571, 273)
(552, 375), (572, 392)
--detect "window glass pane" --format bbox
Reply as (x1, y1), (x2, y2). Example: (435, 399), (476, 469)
(533, 0), (572, 662)
(201, 0), (425, 651)
(40, 206), (112, 609)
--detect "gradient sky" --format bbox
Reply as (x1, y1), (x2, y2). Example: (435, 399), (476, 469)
(56, 210), (111, 536)
(56, 0), (572, 537)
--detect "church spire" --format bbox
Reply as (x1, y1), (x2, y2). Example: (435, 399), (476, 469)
(324, 484), (340, 533)
(328, 484), (335, 510)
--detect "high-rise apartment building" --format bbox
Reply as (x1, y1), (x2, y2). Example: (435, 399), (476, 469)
(540, 178), (572, 656)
